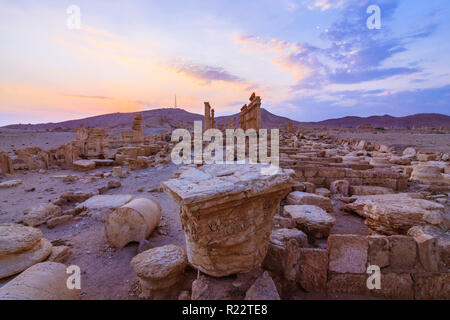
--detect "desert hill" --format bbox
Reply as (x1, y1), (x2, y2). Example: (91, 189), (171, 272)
(1, 108), (449, 131)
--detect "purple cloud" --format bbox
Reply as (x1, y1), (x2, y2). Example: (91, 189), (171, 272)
(170, 59), (244, 84)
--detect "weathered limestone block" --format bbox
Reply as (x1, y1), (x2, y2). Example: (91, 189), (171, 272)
(273, 215), (295, 229)
(284, 205), (335, 238)
(369, 157), (391, 167)
(245, 272), (280, 300)
(408, 225), (448, 271)
(46, 215), (73, 228)
(118, 146), (141, 159)
(104, 198), (161, 248)
(53, 191), (93, 206)
(48, 245), (71, 263)
(162, 164), (293, 277)
(355, 140), (368, 150)
(303, 166), (318, 178)
(191, 274), (238, 300)
(73, 159), (96, 171)
(263, 229), (305, 281)
(344, 168), (362, 178)
(349, 185), (394, 196)
(131, 245), (187, 299)
(0, 262), (81, 300)
(367, 235), (389, 268)
(112, 166), (124, 178)
(14, 148), (49, 170)
(0, 238), (52, 279)
(362, 177), (398, 190)
(411, 165), (449, 186)
(22, 203), (62, 227)
(389, 156), (411, 165)
(286, 191), (333, 212)
(328, 234), (368, 274)
(129, 156), (149, 170)
(413, 273), (450, 300)
(0, 179), (23, 189)
(77, 194), (135, 210)
(0, 152), (14, 174)
(330, 180), (349, 196)
(0, 223), (43, 256)
(298, 248), (328, 292)
(115, 154), (128, 165)
(107, 179), (121, 189)
(327, 274), (369, 296)
(389, 235), (417, 270)
(417, 152), (437, 162)
(403, 147), (417, 158)
(292, 181), (316, 193)
(315, 187), (331, 198)
(372, 273), (414, 300)
(343, 193), (448, 235)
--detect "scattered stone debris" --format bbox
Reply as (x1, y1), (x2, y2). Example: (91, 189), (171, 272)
(22, 203), (62, 227)
(244, 272), (280, 300)
(343, 193), (448, 235)
(0, 179), (23, 189)
(0, 97), (449, 300)
(76, 194), (135, 210)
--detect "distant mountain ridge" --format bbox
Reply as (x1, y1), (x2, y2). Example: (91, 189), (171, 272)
(2, 108), (449, 130)
(311, 113), (450, 129)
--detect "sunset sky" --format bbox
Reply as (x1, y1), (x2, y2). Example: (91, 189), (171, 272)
(1, 0), (449, 126)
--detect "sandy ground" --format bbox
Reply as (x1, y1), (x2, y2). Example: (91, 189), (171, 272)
(330, 131), (450, 153)
(0, 131), (75, 154)
(0, 163), (189, 299)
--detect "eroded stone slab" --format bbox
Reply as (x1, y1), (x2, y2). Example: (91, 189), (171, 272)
(284, 205), (335, 238)
(0, 180), (23, 189)
(77, 194), (135, 210)
(0, 223), (43, 255)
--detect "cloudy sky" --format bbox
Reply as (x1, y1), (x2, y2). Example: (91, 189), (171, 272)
(1, 0), (449, 126)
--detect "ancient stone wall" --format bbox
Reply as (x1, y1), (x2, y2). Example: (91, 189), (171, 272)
(295, 234), (449, 299)
(240, 92), (261, 131)
(290, 165), (409, 191)
(204, 102), (214, 130)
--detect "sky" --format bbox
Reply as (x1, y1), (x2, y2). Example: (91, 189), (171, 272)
(0, 0), (449, 126)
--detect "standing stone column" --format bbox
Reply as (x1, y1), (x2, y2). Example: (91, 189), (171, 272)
(204, 102), (211, 131)
(162, 164), (293, 277)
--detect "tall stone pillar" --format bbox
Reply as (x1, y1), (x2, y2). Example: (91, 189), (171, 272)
(204, 102), (211, 131)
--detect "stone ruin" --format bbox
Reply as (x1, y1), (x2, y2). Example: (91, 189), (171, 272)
(240, 92), (261, 131)
(162, 164), (293, 277)
(0, 93), (449, 301)
(0, 112), (173, 175)
(204, 102), (215, 130)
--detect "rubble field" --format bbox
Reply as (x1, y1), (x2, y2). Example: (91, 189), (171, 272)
(0, 102), (449, 300)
